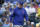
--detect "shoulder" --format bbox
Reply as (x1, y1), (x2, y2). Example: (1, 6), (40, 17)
(22, 8), (26, 11)
(22, 8), (25, 10)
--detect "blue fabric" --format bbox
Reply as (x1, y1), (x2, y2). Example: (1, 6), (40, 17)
(10, 7), (29, 25)
(19, 1), (24, 5)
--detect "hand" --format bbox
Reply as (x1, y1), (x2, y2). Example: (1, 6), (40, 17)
(10, 22), (12, 27)
(27, 21), (30, 25)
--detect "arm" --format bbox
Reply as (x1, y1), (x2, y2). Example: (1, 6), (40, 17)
(10, 13), (14, 27)
(10, 9), (15, 27)
(10, 22), (12, 27)
(24, 10), (29, 21)
(24, 10), (30, 24)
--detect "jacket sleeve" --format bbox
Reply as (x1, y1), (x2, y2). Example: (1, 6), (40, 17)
(24, 10), (29, 21)
(10, 9), (15, 22)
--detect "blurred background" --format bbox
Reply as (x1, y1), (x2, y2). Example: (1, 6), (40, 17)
(0, 0), (40, 27)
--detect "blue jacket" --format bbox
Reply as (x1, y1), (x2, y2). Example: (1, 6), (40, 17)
(10, 7), (29, 25)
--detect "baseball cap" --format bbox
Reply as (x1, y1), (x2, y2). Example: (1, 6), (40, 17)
(19, 1), (24, 5)
(31, 22), (34, 24)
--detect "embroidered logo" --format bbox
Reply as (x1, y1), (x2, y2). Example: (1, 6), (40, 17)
(23, 11), (24, 13)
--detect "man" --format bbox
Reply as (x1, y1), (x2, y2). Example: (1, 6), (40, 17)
(34, 2), (39, 11)
(3, 20), (10, 27)
(29, 3), (36, 27)
(36, 4), (40, 22)
(10, 1), (30, 27)
(1, 6), (6, 12)
(23, 2), (30, 27)
(0, 6), (4, 17)
(23, 2), (30, 15)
